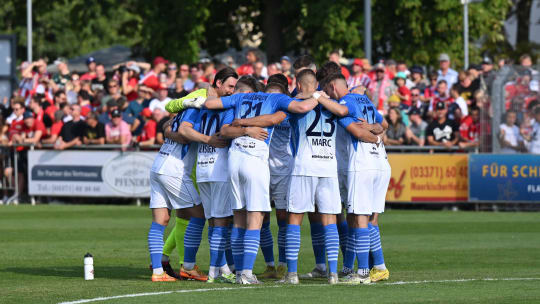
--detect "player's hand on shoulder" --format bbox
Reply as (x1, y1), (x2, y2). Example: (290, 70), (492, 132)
(355, 118), (372, 131)
(245, 127), (268, 141)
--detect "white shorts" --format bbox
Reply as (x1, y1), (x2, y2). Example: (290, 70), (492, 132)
(338, 172), (348, 206)
(270, 174), (290, 210)
(198, 182), (233, 219)
(228, 151), (271, 212)
(149, 171), (201, 210)
(346, 170), (390, 215)
(287, 176), (341, 214)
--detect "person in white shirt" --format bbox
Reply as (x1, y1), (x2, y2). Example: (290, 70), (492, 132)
(149, 84), (172, 112)
(499, 110), (524, 153)
(437, 53), (458, 93)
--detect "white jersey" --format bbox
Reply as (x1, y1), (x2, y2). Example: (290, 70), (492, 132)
(290, 104), (338, 177)
(269, 118), (293, 176)
(150, 109), (198, 178)
(337, 93), (389, 171)
(529, 121), (540, 154)
(195, 108), (233, 182)
(499, 123), (522, 154)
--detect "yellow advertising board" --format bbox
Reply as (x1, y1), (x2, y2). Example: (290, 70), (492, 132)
(386, 154), (469, 202)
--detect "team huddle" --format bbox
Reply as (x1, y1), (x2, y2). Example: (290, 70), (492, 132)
(147, 56), (391, 285)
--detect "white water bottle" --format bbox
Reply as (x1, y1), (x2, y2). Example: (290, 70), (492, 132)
(84, 253), (94, 280)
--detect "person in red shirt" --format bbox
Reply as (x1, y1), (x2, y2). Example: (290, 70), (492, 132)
(19, 111), (46, 145)
(122, 64), (140, 101)
(137, 108), (157, 146)
(42, 110), (64, 145)
(140, 56), (168, 91)
(28, 95), (45, 125)
(394, 72), (411, 108)
(237, 49), (259, 76)
(80, 57), (97, 81)
(328, 49), (350, 79)
(459, 106), (480, 149)
(7, 101), (26, 140)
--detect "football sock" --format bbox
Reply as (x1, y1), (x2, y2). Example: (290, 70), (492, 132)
(323, 224), (339, 274)
(225, 224), (235, 272)
(277, 220), (287, 266)
(208, 266), (218, 279)
(285, 224), (301, 273)
(231, 227), (245, 273)
(260, 221), (275, 266)
(161, 254), (169, 263)
(175, 217), (189, 263)
(337, 220), (348, 256)
(370, 224), (387, 270)
(162, 226), (176, 258)
(354, 227), (370, 273)
(183, 217), (205, 270)
(343, 227), (356, 270)
(242, 229), (261, 275)
(209, 226), (220, 273)
(148, 222), (166, 272)
(310, 222), (326, 269)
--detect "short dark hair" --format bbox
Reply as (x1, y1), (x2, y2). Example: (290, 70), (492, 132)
(316, 62), (341, 82)
(246, 48), (260, 60)
(54, 90), (65, 98)
(296, 69), (317, 87)
(213, 67), (238, 88)
(321, 73), (346, 89)
(470, 106), (480, 113)
(264, 82), (288, 95)
(293, 55), (315, 71)
(235, 76), (259, 92)
(255, 81), (265, 92)
(87, 111), (99, 121)
(267, 73), (289, 89)
(78, 90), (91, 101)
(437, 79), (448, 86)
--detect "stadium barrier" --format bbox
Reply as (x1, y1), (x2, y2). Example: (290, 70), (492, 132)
(1, 144), (537, 204)
(469, 154), (540, 202)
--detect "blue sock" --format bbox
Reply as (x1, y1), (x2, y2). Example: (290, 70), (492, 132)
(218, 226), (228, 267)
(183, 217), (205, 265)
(148, 222), (166, 269)
(225, 224), (234, 269)
(208, 225), (214, 246)
(285, 224), (301, 273)
(355, 228), (371, 270)
(310, 222), (326, 266)
(343, 226), (356, 270)
(324, 224), (339, 274)
(370, 225), (385, 267)
(338, 221), (348, 256)
(209, 226), (221, 267)
(231, 227), (245, 272)
(260, 221), (274, 265)
(277, 220), (287, 264)
(243, 229), (261, 272)
(368, 223), (374, 269)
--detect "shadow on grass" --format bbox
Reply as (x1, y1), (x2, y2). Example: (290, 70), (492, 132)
(2, 266), (147, 280)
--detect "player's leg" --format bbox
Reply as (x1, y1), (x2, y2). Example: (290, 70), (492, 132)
(316, 177), (343, 285)
(228, 151), (246, 281)
(239, 155), (271, 284)
(337, 213), (348, 257)
(341, 170), (375, 284)
(301, 212), (327, 278)
(369, 168), (391, 282)
(148, 171), (175, 281)
(259, 212), (275, 269)
(342, 212), (357, 276)
(160, 225), (182, 279)
(275, 209), (288, 276)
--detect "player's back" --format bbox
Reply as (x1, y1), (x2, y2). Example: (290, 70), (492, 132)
(151, 109), (198, 179)
(290, 103), (337, 177)
(269, 117), (293, 176)
(339, 93), (388, 172)
(196, 108), (232, 182)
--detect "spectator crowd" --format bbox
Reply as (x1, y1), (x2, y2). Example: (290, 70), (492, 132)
(1, 49), (539, 154)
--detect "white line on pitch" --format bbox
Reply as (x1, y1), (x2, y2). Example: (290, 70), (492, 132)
(58, 277), (540, 304)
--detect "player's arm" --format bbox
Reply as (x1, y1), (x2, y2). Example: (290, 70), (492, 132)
(315, 93), (349, 117)
(287, 97), (318, 113)
(166, 89), (208, 113)
(231, 111), (287, 128)
(220, 125), (268, 141)
(178, 121), (228, 148)
(203, 96), (225, 110)
(356, 119), (384, 135)
(427, 135), (443, 146)
(345, 123), (380, 143)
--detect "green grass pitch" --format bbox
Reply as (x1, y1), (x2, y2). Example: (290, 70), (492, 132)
(1, 205), (540, 304)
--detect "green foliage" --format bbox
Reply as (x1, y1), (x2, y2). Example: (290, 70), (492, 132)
(0, 0), (516, 68)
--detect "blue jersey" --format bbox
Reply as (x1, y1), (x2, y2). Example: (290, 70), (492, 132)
(220, 92), (292, 158)
(269, 115), (293, 176)
(151, 108), (199, 178)
(337, 94), (387, 171)
(290, 102), (338, 177)
(194, 108), (233, 182)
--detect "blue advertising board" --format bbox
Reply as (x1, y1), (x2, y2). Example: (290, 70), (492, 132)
(469, 154), (540, 202)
